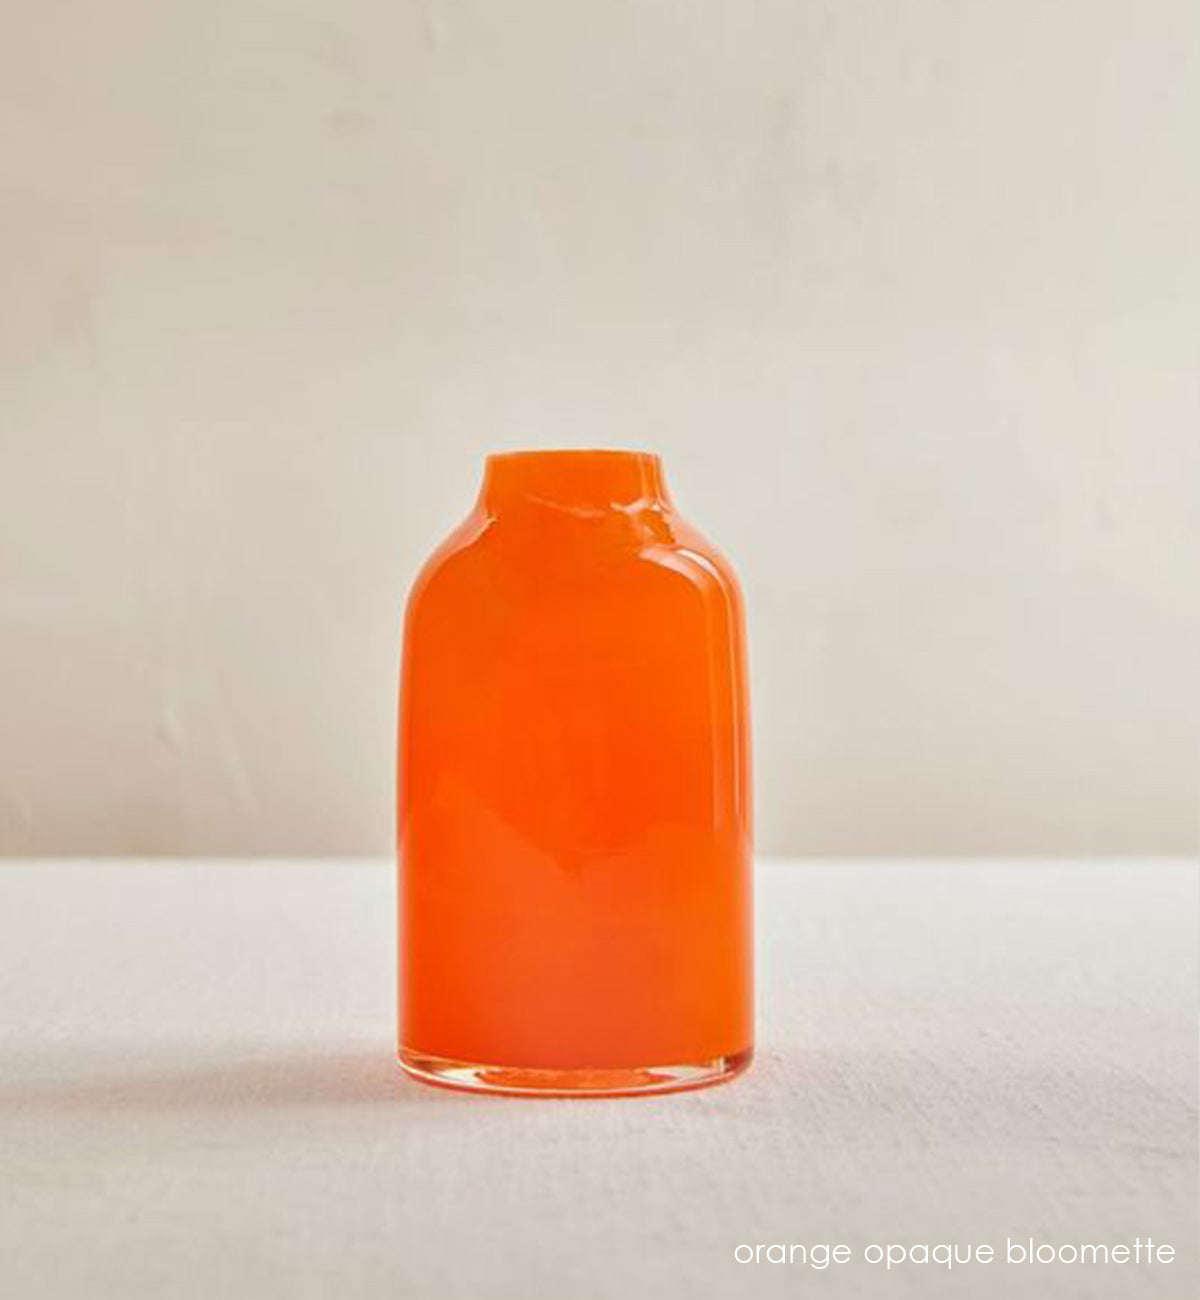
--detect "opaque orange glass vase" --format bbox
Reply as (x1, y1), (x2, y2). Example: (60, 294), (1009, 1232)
(397, 450), (753, 1096)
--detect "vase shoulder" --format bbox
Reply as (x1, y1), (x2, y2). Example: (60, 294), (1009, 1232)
(406, 503), (743, 626)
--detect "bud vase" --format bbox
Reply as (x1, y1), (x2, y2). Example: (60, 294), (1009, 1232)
(397, 449), (752, 1096)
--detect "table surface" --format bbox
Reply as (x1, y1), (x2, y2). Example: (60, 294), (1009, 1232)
(1, 859), (1195, 1300)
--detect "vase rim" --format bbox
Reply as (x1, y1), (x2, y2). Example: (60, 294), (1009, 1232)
(486, 448), (660, 462)
(479, 449), (668, 511)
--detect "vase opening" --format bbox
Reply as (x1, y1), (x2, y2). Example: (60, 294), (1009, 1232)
(480, 449), (668, 513)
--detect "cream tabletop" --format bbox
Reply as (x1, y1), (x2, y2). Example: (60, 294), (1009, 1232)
(1, 859), (1195, 1299)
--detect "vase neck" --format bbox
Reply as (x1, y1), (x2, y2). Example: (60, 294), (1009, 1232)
(479, 450), (669, 515)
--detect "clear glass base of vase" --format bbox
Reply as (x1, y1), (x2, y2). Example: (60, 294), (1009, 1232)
(397, 1045), (752, 1098)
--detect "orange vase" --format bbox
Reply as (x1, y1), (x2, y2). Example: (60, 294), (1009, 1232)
(397, 450), (753, 1095)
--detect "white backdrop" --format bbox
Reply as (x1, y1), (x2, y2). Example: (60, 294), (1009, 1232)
(2, 1), (1197, 855)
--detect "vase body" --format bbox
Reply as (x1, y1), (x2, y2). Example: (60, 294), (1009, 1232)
(397, 450), (752, 1095)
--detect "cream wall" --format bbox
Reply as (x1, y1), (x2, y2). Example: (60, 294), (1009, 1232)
(2, 1), (1197, 855)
